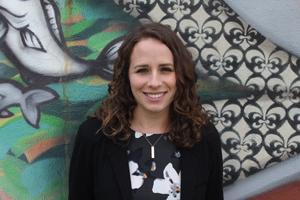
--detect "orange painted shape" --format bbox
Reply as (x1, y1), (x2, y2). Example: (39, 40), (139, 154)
(103, 22), (128, 32)
(24, 136), (70, 163)
(63, 15), (84, 25)
(66, 40), (87, 47)
(0, 190), (12, 200)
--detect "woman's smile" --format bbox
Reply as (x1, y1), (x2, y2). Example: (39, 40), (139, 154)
(144, 92), (166, 100)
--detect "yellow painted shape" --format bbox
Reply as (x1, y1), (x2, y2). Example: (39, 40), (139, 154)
(0, 60), (14, 67)
(0, 168), (4, 177)
(0, 112), (22, 127)
(66, 39), (87, 47)
(77, 75), (109, 85)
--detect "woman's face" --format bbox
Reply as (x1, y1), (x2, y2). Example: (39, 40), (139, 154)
(128, 38), (176, 116)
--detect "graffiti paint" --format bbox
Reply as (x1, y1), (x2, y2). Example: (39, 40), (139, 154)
(0, 0), (136, 199)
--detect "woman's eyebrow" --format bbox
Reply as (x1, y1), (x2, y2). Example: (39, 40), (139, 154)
(133, 64), (148, 69)
(159, 63), (174, 67)
(132, 63), (174, 69)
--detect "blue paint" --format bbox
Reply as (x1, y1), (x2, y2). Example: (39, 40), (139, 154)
(0, 114), (63, 159)
(21, 158), (66, 197)
(0, 118), (37, 159)
(48, 80), (108, 102)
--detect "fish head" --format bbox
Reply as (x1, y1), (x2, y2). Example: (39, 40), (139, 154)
(0, 0), (40, 29)
(0, 0), (33, 16)
(0, 0), (63, 43)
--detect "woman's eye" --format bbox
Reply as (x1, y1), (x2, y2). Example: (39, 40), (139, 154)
(136, 68), (148, 73)
(161, 67), (174, 72)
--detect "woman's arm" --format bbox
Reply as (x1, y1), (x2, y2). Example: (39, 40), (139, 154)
(68, 120), (97, 200)
(205, 123), (224, 200)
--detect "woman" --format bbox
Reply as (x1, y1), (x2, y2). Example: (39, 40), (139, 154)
(69, 23), (223, 200)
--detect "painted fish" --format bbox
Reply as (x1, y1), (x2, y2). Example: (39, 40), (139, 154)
(0, 81), (57, 127)
(0, 0), (91, 83)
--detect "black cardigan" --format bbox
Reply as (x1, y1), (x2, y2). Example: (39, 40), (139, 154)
(69, 117), (223, 200)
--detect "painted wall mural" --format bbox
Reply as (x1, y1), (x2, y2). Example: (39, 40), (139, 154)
(0, 0), (136, 199)
(0, 0), (299, 199)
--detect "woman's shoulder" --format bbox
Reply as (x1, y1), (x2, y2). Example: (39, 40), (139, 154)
(201, 122), (220, 143)
(189, 122), (222, 160)
(76, 116), (104, 143)
(190, 121), (221, 151)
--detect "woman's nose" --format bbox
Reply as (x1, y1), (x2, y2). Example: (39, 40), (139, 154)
(148, 71), (162, 87)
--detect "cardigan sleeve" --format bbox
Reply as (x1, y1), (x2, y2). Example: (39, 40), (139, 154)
(205, 123), (224, 200)
(68, 119), (100, 200)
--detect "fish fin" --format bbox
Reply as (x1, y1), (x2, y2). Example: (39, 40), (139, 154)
(20, 28), (46, 52)
(0, 82), (22, 114)
(104, 39), (123, 60)
(20, 88), (57, 128)
(41, 0), (64, 43)
(96, 36), (124, 80)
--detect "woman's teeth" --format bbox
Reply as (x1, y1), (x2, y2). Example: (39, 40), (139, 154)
(145, 93), (164, 98)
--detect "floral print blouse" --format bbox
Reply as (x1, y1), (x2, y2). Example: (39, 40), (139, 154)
(128, 131), (181, 200)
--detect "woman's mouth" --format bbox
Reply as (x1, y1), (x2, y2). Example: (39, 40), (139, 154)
(144, 92), (166, 100)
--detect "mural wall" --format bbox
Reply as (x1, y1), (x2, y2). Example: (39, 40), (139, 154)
(0, 0), (299, 199)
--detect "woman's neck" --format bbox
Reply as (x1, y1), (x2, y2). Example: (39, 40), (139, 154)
(130, 108), (170, 134)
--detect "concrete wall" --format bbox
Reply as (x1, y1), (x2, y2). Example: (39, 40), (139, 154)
(225, 0), (300, 57)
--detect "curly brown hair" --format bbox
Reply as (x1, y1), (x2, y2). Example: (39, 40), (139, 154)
(96, 22), (208, 148)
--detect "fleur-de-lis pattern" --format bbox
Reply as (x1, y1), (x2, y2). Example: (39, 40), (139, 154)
(203, 0), (236, 19)
(222, 157), (241, 185)
(288, 106), (300, 132)
(264, 130), (300, 161)
(179, 18), (222, 50)
(244, 75), (266, 101)
(114, 0), (156, 18)
(115, 0), (300, 186)
(221, 129), (263, 160)
(158, 0), (202, 21)
(291, 56), (300, 75)
(205, 100), (242, 130)
(245, 45), (289, 78)
(267, 76), (300, 107)
(223, 18), (264, 50)
(244, 102), (286, 130)
(201, 47), (243, 76)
